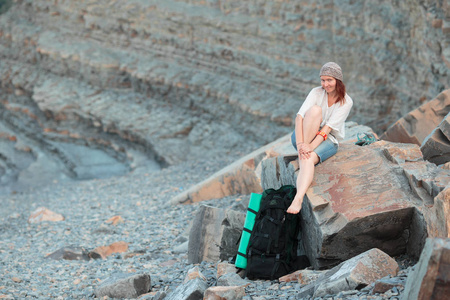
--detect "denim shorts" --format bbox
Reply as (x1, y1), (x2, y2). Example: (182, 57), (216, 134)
(291, 131), (338, 164)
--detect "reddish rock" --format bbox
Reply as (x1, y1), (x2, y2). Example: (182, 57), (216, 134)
(89, 241), (128, 259)
(402, 238), (450, 300)
(381, 89), (450, 145)
(372, 277), (406, 294)
(184, 266), (206, 283)
(261, 140), (450, 268)
(28, 207), (64, 223)
(204, 286), (245, 300)
(105, 215), (124, 225)
(279, 269), (323, 284)
(217, 262), (239, 279)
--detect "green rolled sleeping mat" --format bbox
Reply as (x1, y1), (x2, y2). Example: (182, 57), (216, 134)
(235, 192), (262, 269)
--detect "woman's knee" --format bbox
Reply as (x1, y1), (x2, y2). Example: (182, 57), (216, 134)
(305, 105), (322, 119)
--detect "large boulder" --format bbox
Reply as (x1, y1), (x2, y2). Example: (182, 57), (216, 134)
(298, 248), (398, 298)
(381, 89), (450, 145)
(261, 140), (450, 269)
(171, 122), (375, 204)
(188, 205), (245, 264)
(402, 238), (450, 300)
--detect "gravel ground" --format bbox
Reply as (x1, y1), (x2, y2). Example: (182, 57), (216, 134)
(0, 155), (415, 299)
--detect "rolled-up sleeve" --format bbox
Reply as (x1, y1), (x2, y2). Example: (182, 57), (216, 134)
(326, 97), (353, 139)
(297, 88), (320, 118)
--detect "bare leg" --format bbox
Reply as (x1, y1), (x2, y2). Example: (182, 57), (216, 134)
(287, 105), (322, 214)
(287, 154), (319, 214)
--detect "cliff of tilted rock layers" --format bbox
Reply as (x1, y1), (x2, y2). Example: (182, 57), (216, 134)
(0, 0), (448, 191)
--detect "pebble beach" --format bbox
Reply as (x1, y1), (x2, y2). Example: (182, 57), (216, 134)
(0, 155), (414, 299)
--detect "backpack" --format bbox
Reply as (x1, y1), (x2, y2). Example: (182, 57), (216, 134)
(245, 185), (309, 280)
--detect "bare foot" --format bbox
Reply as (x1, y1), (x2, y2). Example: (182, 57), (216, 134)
(287, 198), (303, 214)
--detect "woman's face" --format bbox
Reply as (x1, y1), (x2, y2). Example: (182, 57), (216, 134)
(320, 76), (336, 94)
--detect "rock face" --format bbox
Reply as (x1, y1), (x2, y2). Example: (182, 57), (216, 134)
(188, 205), (245, 264)
(402, 238), (450, 300)
(0, 0), (448, 191)
(381, 89), (450, 145)
(261, 140), (450, 269)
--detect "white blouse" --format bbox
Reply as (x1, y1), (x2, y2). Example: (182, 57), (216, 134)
(297, 86), (353, 144)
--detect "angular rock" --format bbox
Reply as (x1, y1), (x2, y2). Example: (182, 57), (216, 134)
(89, 241), (129, 259)
(188, 205), (245, 264)
(105, 215), (124, 225)
(204, 286), (246, 300)
(439, 112), (450, 140)
(402, 238), (450, 300)
(165, 277), (208, 300)
(28, 207), (64, 223)
(45, 246), (90, 261)
(261, 140), (450, 268)
(217, 261), (239, 278)
(421, 127), (450, 165)
(372, 276), (406, 294)
(381, 89), (450, 145)
(184, 266), (207, 284)
(279, 269), (323, 284)
(94, 273), (151, 299)
(298, 248), (398, 298)
(217, 273), (250, 287)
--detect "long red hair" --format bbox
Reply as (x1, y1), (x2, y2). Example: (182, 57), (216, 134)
(335, 79), (346, 105)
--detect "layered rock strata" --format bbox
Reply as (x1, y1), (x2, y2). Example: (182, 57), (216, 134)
(0, 0), (448, 190)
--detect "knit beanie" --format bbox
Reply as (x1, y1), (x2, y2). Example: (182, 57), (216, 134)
(319, 62), (343, 81)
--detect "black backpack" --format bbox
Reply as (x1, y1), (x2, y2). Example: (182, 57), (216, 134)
(246, 185), (309, 280)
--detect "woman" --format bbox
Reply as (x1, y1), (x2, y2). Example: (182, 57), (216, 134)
(287, 62), (353, 214)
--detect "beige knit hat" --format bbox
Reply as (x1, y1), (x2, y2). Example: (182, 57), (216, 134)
(319, 62), (343, 81)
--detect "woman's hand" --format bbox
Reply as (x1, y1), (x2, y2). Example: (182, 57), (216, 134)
(297, 142), (313, 160)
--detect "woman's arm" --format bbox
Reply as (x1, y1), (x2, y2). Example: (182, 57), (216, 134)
(309, 125), (332, 150)
(295, 114), (304, 146)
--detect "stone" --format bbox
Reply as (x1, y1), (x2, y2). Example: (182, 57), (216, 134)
(105, 215), (124, 225)
(45, 246), (90, 261)
(216, 273), (250, 287)
(381, 89), (450, 145)
(183, 266), (207, 283)
(298, 248), (398, 298)
(172, 241), (189, 254)
(94, 273), (151, 299)
(372, 277), (406, 294)
(28, 207), (64, 223)
(421, 127), (450, 165)
(89, 241), (129, 259)
(402, 238), (450, 300)
(204, 286), (246, 300)
(261, 140), (450, 268)
(439, 113), (450, 140)
(279, 269), (323, 285)
(188, 205), (245, 264)
(165, 277), (208, 300)
(217, 261), (239, 278)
